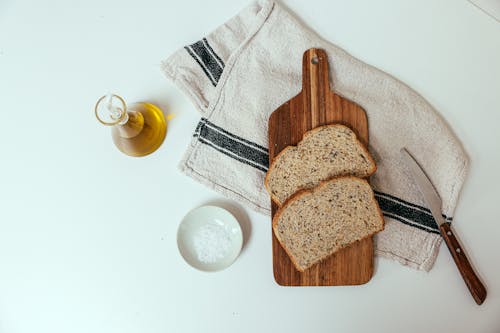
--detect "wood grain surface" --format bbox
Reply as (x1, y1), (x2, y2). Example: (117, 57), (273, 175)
(439, 223), (487, 305)
(268, 48), (373, 286)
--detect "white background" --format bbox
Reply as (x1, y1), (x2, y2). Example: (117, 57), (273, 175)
(1, 0), (499, 332)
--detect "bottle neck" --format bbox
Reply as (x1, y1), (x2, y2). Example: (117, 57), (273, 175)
(114, 111), (144, 139)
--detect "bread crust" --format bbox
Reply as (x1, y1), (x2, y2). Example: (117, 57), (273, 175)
(272, 176), (385, 272)
(264, 124), (377, 206)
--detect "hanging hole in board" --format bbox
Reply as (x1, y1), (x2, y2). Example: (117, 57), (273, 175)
(311, 56), (319, 64)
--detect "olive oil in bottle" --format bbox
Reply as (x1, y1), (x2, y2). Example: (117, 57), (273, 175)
(95, 94), (167, 157)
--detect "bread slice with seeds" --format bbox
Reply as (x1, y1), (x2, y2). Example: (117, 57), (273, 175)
(265, 124), (376, 206)
(272, 176), (384, 272)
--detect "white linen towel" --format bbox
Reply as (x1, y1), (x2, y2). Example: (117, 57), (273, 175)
(161, 0), (468, 271)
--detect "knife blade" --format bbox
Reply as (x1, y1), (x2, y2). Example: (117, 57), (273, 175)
(400, 148), (446, 227)
(400, 148), (487, 305)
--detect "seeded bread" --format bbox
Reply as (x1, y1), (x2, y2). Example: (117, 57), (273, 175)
(272, 176), (384, 272)
(265, 124), (376, 206)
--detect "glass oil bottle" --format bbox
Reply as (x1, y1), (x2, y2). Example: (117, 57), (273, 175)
(95, 94), (167, 157)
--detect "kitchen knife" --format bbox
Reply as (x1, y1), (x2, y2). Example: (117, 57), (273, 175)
(401, 148), (487, 305)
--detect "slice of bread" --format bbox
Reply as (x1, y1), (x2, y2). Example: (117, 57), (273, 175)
(265, 124), (376, 206)
(272, 176), (384, 272)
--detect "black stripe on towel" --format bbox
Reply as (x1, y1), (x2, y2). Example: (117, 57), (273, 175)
(203, 38), (225, 67)
(184, 46), (217, 87)
(375, 195), (441, 232)
(194, 120), (269, 170)
(374, 190), (452, 221)
(199, 118), (268, 152)
(197, 137), (268, 173)
(190, 119), (451, 234)
(185, 39), (224, 85)
(190, 41), (223, 81)
(382, 213), (440, 235)
(193, 120), (203, 136)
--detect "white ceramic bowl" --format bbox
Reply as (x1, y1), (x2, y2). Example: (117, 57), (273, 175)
(177, 205), (243, 272)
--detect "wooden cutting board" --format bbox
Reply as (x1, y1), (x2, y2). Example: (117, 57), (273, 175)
(268, 48), (373, 286)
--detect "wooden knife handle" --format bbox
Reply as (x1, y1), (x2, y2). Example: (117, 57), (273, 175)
(440, 223), (487, 305)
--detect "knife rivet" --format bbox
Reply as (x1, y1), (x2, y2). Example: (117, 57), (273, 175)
(447, 231), (452, 236)
(456, 248), (461, 253)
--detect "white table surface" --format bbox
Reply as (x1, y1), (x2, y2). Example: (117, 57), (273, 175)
(1, 0), (499, 332)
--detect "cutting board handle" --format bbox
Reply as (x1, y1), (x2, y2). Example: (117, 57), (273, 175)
(301, 48), (331, 127)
